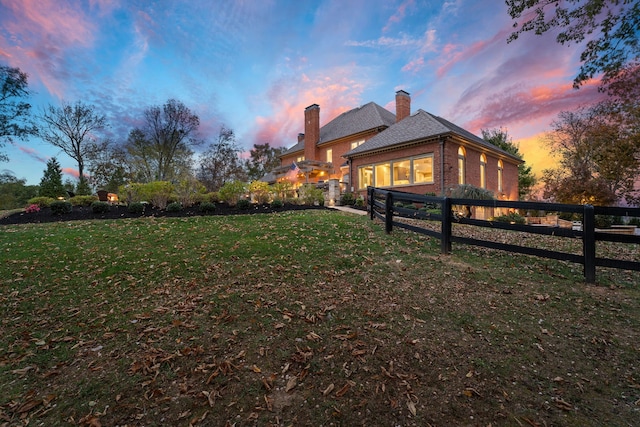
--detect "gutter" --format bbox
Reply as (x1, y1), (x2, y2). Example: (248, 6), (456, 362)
(440, 137), (446, 196)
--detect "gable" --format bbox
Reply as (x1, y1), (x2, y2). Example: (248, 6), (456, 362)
(281, 102), (396, 157)
(344, 109), (521, 162)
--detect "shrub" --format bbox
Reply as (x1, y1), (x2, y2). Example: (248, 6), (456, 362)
(628, 217), (640, 227)
(128, 202), (145, 214)
(119, 181), (174, 208)
(249, 181), (271, 204)
(270, 199), (283, 209)
(404, 203), (418, 210)
(299, 184), (324, 205)
(91, 201), (110, 214)
(27, 196), (55, 208)
(355, 196), (365, 207)
(69, 195), (98, 206)
(199, 202), (216, 213)
(166, 202), (183, 212)
(50, 201), (72, 215)
(595, 215), (614, 229)
(25, 204), (40, 213)
(492, 212), (526, 224)
(340, 192), (355, 206)
(174, 179), (206, 208)
(236, 199), (251, 210)
(219, 181), (247, 206)
(271, 182), (295, 200)
(449, 184), (495, 200)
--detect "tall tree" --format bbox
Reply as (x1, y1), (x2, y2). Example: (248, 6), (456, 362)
(482, 127), (537, 200)
(507, 0), (640, 88)
(0, 65), (37, 162)
(85, 139), (128, 192)
(245, 142), (287, 182)
(39, 101), (106, 186)
(124, 99), (200, 182)
(39, 157), (65, 198)
(197, 126), (247, 192)
(542, 104), (639, 205)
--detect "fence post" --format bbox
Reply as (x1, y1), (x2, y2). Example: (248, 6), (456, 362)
(441, 197), (452, 254)
(369, 187), (374, 220)
(385, 191), (393, 234)
(583, 204), (596, 283)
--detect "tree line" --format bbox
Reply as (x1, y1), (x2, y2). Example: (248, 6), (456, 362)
(0, 70), (286, 208)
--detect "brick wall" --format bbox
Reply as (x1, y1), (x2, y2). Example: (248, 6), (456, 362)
(350, 138), (520, 200)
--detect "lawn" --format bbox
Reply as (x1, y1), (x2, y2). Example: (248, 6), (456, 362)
(1, 210), (639, 426)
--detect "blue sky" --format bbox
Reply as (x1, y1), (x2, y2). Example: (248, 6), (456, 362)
(1, 0), (606, 186)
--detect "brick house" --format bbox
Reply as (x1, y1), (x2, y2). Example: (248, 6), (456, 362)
(273, 90), (521, 203)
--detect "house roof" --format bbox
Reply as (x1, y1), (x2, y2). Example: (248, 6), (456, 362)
(345, 109), (522, 162)
(282, 102), (396, 156)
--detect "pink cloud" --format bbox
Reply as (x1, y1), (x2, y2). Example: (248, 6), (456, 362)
(382, 0), (415, 33)
(249, 67), (365, 149)
(17, 145), (49, 163)
(62, 167), (79, 179)
(461, 79), (607, 134)
(0, 0), (97, 97)
(435, 28), (510, 78)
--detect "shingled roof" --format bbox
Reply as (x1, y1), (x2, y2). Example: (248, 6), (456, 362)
(282, 102), (396, 155)
(345, 109), (521, 162)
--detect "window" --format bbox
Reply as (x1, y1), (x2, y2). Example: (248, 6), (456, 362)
(480, 154), (487, 189)
(296, 155), (305, 162)
(413, 156), (433, 183)
(350, 139), (365, 150)
(374, 163), (391, 187)
(393, 160), (410, 185)
(458, 147), (466, 185)
(358, 154), (435, 189)
(497, 160), (503, 192)
(358, 166), (373, 188)
(326, 148), (333, 164)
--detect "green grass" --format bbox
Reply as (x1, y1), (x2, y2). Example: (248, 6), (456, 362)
(1, 210), (639, 426)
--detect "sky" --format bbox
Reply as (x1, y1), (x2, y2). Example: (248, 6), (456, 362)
(0, 0), (608, 186)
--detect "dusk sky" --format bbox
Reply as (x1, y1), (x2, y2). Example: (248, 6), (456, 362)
(1, 0), (607, 186)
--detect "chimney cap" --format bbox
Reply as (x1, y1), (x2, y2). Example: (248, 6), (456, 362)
(305, 104), (320, 110)
(396, 89), (410, 96)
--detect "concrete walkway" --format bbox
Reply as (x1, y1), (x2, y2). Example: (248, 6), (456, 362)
(330, 206), (368, 216)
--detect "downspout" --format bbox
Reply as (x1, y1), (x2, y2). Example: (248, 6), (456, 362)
(439, 137), (446, 196)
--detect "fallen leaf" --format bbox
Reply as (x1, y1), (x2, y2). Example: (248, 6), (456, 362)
(285, 376), (297, 392)
(322, 383), (335, 396)
(407, 400), (417, 416)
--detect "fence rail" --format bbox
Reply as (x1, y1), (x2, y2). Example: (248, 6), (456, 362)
(367, 187), (640, 283)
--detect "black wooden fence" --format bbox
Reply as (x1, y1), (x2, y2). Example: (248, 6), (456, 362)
(367, 187), (640, 283)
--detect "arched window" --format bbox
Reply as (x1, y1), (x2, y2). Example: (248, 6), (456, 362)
(480, 154), (487, 189)
(457, 146), (466, 185)
(497, 159), (503, 193)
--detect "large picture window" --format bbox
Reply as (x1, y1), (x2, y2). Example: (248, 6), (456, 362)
(359, 165), (373, 188)
(374, 163), (391, 187)
(357, 154), (434, 189)
(393, 160), (410, 185)
(413, 156), (433, 183)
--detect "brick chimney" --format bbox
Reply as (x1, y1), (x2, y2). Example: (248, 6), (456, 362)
(304, 104), (320, 161)
(395, 90), (410, 122)
(297, 133), (305, 143)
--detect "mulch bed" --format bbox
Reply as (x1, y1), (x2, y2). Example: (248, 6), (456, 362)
(0, 203), (328, 226)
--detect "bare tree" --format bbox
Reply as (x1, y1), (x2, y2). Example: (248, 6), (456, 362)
(197, 126), (247, 191)
(39, 101), (106, 185)
(124, 99), (200, 182)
